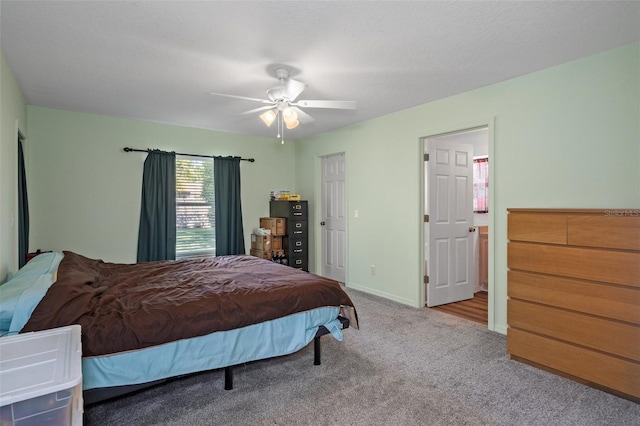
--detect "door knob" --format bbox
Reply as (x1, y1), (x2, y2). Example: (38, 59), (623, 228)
(320, 221), (326, 226)
(469, 227), (476, 232)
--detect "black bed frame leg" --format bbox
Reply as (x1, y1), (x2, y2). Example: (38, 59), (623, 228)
(224, 366), (233, 390)
(314, 336), (321, 365)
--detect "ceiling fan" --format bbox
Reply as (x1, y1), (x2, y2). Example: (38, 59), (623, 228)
(210, 67), (356, 143)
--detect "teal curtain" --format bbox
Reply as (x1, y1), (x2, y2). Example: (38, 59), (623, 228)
(18, 138), (29, 268)
(137, 150), (177, 262)
(214, 156), (245, 255)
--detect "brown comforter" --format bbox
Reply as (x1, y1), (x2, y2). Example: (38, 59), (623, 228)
(22, 251), (357, 357)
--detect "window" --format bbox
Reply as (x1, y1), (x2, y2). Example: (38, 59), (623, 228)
(473, 157), (489, 214)
(176, 156), (215, 258)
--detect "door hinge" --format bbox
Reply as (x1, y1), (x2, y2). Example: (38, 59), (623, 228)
(424, 275), (429, 284)
(424, 153), (429, 161)
(424, 214), (429, 223)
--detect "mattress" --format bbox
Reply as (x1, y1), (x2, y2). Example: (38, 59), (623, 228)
(83, 306), (343, 389)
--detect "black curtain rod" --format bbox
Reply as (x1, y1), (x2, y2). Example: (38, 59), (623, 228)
(123, 147), (255, 162)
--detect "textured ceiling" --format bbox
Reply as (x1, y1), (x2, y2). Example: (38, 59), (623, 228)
(1, 1), (639, 140)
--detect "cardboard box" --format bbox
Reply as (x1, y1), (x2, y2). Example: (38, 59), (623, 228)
(271, 236), (283, 251)
(259, 217), (286, 236)
(251, 234), (271, 251)
(0, 325), (83, 426)
(250, 248), (272, 260)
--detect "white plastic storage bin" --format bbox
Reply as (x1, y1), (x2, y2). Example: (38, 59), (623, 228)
(0, 325), (82, 426)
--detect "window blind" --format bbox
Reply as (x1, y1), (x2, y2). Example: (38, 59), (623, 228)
(176, 156), (216, 258)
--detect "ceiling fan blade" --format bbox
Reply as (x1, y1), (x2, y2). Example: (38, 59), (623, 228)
(209, 92), (272, 104)
(283, 78), (306, 101)
(290, 107), (314, 124)
(237, 105), (276, 116)
(293, 100), (356, 109)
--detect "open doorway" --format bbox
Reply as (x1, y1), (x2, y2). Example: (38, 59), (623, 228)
(422, 126), (490, 324)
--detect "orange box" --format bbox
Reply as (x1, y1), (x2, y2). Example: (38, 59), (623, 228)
(250, 248), (272, 260)
(251, 234), (271, 251)
(271, 236), (283, 251)
(260, 217), (286, 236)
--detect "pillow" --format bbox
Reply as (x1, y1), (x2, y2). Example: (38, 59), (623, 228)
(8, 273), (55, 333)
(0, 274), (48, 331)
(0, 274), (53, 331)
(12, 252), (64, 279)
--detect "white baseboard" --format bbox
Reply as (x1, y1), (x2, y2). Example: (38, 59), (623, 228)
(345, 282), (419, 308)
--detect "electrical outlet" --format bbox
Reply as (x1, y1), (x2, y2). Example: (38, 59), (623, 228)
(370, 265), (376, 275)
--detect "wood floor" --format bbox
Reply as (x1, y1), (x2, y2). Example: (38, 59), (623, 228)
(429, 291), (488, 325)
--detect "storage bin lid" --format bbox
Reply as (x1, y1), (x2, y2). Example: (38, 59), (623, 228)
(0, 325), (82, 406)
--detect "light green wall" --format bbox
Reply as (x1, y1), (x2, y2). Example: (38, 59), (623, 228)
(26, 107), (297, 263)
(296, 43), (640, 334)
(0, 49), (28, 281)
(5, 44), (639, 333)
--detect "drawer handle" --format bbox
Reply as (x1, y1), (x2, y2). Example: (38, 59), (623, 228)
(295, 223), (302, 228)
(295, 259), (302, 265)
(293, 249), (303, 253)
(294, 205), (301, 209)
(293, 231), (303, 234)
(295, 241), (302, 246)
(293, 212), (302, 216)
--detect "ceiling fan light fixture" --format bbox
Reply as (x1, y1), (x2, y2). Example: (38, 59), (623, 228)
(260, 110), (277, 127)
(282, 107), (298, 124)
(285, 119), (300, 130)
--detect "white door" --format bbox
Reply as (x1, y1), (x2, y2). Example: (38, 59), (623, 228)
(321, 153), (346, 282)
(426, 140), (474, 307)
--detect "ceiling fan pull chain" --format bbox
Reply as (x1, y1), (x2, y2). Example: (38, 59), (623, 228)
(277, 110), (282, 141)
(280, 112), (285, 144)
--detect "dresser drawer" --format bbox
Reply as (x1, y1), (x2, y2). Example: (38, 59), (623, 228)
(508, 328), (640, 399)
(568, 215), (640, 250)
(508, 242), (640, 286)
(507, 212), (567, 244)
(508, 299), (640, 361)
(508, 270), (640, 324)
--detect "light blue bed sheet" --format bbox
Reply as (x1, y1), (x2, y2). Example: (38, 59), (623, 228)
(82, 306), (343, 390)
(1, 252), (63, 334)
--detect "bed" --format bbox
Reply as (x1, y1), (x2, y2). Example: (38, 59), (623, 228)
(0, 251), (358, 404)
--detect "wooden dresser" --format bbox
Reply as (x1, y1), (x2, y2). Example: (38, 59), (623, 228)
(507, 209), (640, 401)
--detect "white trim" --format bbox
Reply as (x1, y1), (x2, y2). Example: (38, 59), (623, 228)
(314, 151), (348, 281)
(418, 117), (497, 331)
(346, 282), (418, 308)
